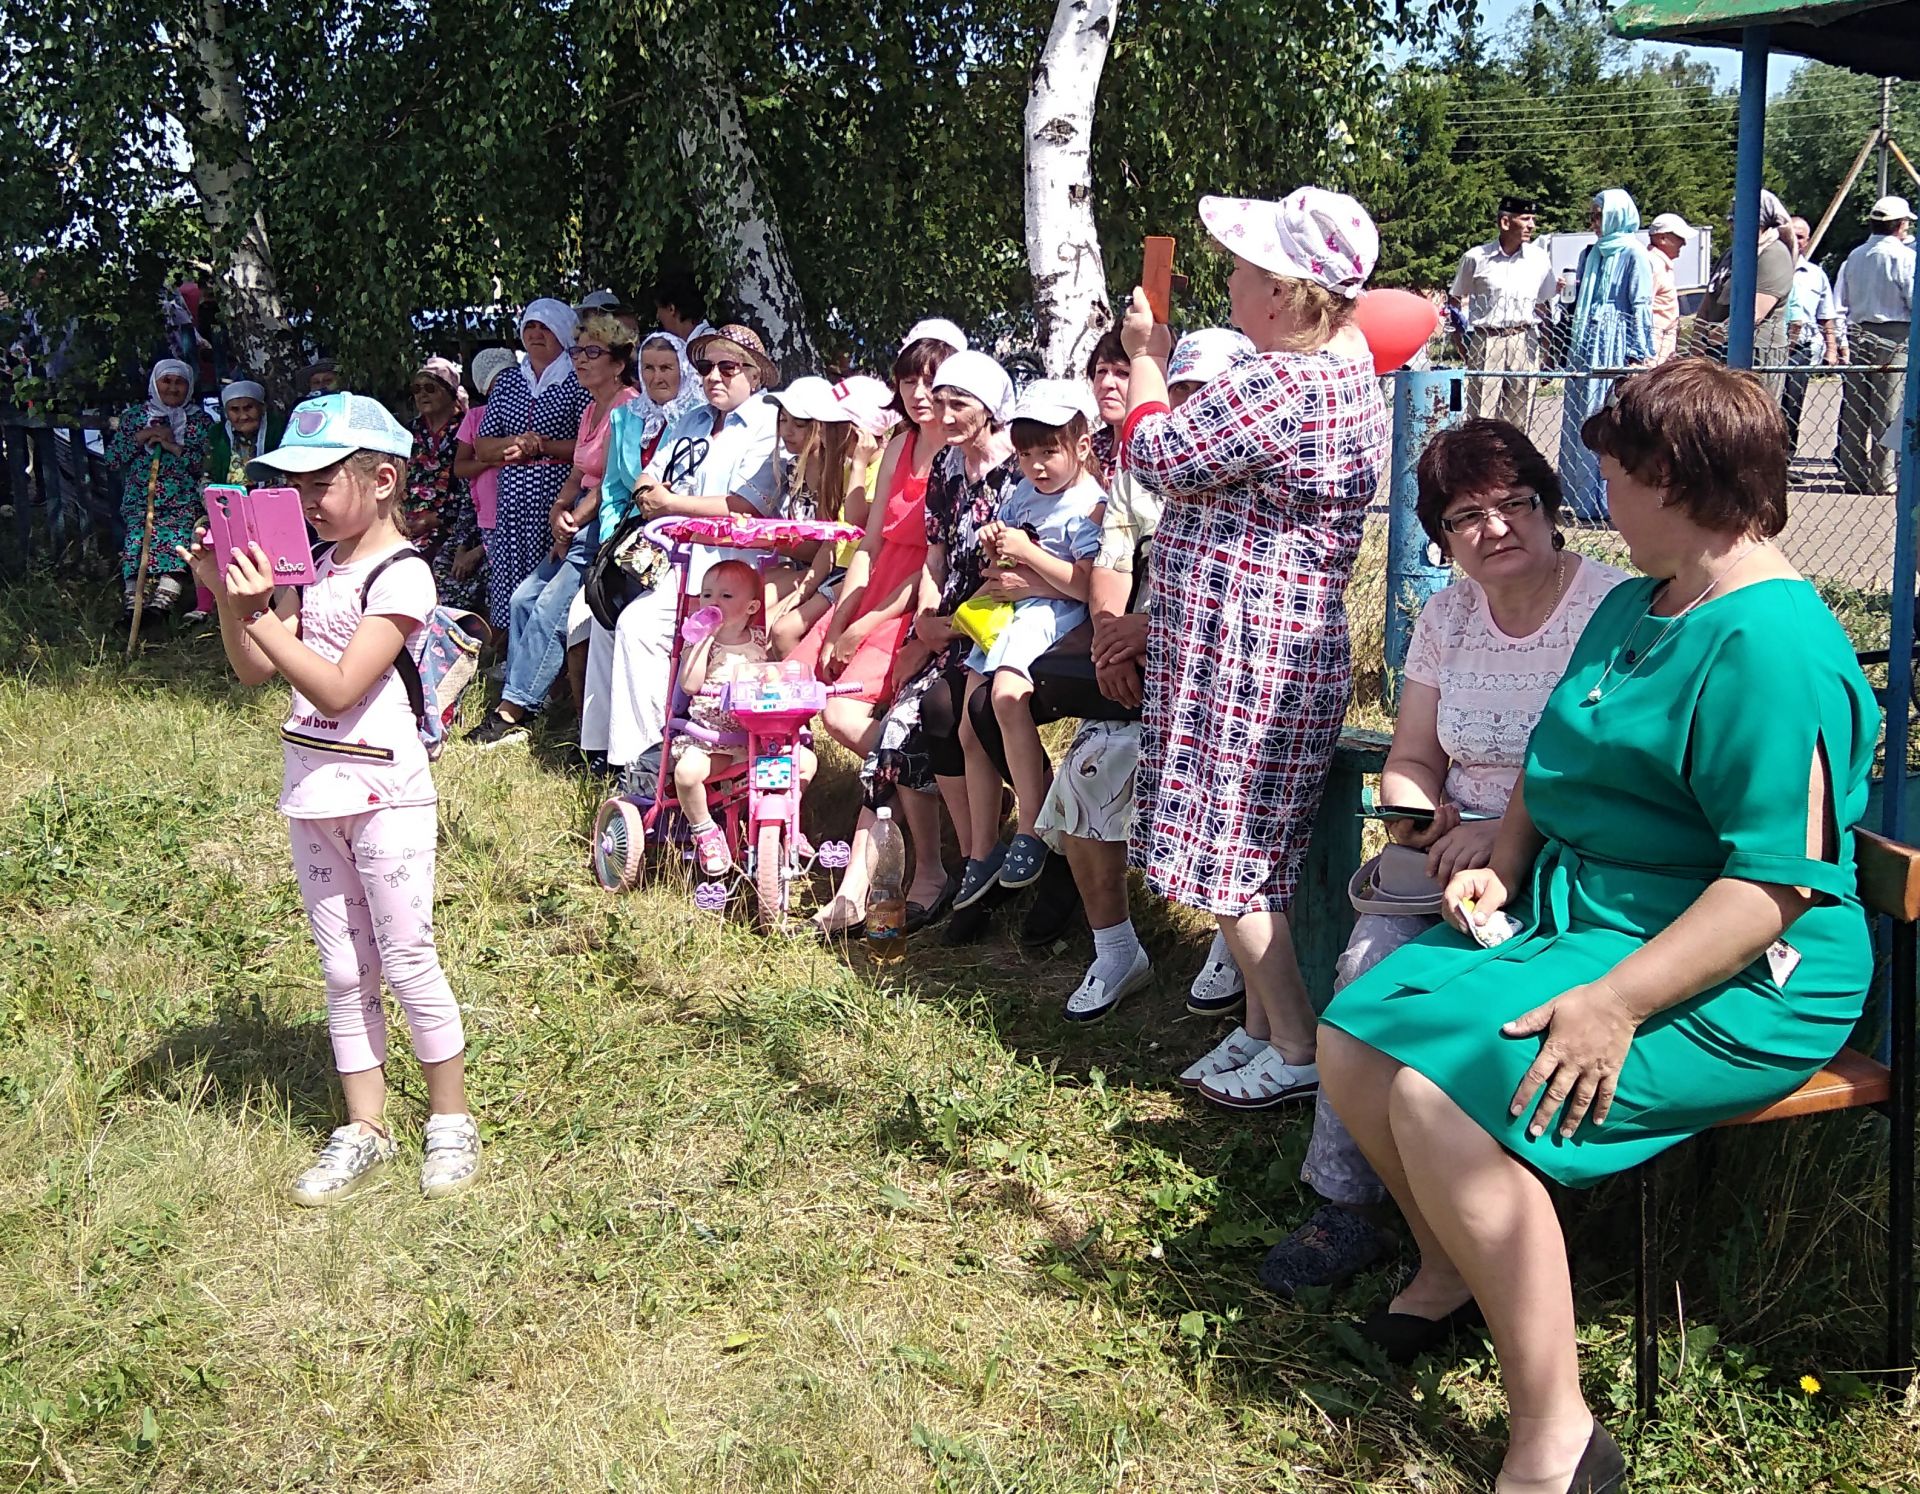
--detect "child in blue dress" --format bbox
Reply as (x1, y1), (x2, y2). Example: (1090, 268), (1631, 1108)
(953, 380), (1104, 907)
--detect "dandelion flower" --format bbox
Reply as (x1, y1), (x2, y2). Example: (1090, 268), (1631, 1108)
(1799, 1374), (1821, 1394)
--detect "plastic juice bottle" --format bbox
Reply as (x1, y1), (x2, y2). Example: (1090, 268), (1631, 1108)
(865, 807), (908, 946)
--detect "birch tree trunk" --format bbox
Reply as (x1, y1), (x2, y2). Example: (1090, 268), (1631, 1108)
(1025, 0), (1120, 378)
(675, 47), (817, 379)
(186, 0), (295, 392)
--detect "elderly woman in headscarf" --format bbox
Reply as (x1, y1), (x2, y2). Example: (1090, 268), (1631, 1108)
(472, 298), (592, 627)
(206, 378), (283, 487)
(102, 356), (216, 628)
(404, 354), (485, 612)
(1693, 188), (1797, 400)
(1557, 189), (1654, 519)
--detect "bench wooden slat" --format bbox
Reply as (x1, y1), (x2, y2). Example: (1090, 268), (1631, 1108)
(1857, 828), (1920, 922)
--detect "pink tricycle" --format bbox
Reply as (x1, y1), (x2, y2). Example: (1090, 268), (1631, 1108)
(590, 513), (865, 930)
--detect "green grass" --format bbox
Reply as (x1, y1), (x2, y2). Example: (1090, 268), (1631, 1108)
(1, 572), (1916, 1492)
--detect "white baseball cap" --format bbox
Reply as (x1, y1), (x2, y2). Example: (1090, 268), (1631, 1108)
(1647, 213), (1694, 239)
(904, 317), (968, 352)
(1008, 378), (1098, 427)
(765, 375), (842, 421)
(930, 350), (1013, 424)
(1870, 195), (1914, 223)
(828, 374), (897, 435)
(248, 392), (413, 479)
(1198, 185), (1379, 299)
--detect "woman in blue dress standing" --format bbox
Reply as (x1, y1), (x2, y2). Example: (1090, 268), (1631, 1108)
(473, 299), (593, 628)
(1558, 190), (1654, 521)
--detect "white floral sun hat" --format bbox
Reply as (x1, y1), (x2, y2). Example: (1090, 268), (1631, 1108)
(1167, 327), (1257, 387)
(1198, 186), (1379, 299)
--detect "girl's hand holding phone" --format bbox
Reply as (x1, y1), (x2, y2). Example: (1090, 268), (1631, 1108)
(175, 525), (225, 593)
(224, 541), (279, 616)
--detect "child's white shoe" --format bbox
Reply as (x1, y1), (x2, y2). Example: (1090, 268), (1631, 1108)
(420, 1113), (482, 1200)
(290, 1123), (398, 1207)
(1176, 1026), (1267, 1088)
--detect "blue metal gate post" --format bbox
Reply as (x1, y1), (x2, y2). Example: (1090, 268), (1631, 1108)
(1882, 302), (1920, 841)
(1726, 27), (1771, 371)
(1385, 369), (1462, 705)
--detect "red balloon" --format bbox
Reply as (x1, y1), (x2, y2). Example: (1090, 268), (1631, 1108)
(1353, 288), (1439, 375)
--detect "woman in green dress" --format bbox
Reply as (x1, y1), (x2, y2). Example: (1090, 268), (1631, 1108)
(1319, 358), (1879, 1494)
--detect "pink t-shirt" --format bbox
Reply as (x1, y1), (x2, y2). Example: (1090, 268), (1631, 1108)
(456, 405), (497, 529)
(280, 544), (438, 819)
(1403, 554), (1628, 818)
(575, 387), (638, 491)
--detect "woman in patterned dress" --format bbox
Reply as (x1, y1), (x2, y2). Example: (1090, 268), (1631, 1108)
(1120, 186), (1392, 1108)
(105, 357), (216, 629)
(473, 299), (592, 627)
(404, 356), (486, 614)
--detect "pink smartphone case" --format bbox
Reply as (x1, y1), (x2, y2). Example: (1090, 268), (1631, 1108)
(204, 485), (316, 587)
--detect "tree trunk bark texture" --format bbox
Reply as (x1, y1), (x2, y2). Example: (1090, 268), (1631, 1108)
(1025, 0), (1119, 378)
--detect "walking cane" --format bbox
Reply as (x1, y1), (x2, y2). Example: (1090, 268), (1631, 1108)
(125, 450), (162, 658)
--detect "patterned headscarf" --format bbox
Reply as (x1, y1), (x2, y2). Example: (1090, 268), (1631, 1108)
(636, 330), (705, 444)
(144, 358), (195, 440)
(414, 355), (469, 413)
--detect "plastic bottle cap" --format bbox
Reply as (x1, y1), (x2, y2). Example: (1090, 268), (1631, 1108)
(875, 807), (892, 821)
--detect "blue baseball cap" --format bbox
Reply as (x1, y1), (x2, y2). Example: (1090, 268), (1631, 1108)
(248, 392), (415, 480)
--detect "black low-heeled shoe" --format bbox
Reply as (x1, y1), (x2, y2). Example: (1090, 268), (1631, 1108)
(1563, 1419), (1626, 1493)
(1357, 1296), (1485, 1365)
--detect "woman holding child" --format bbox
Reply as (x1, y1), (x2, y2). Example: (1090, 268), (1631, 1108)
(1120, 185), (1392, 1106)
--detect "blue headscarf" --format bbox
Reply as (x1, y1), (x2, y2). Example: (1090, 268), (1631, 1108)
(1572, 189), (1645, 340)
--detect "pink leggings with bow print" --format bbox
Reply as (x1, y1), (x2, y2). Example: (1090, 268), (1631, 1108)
(290, 805), (465, 1074)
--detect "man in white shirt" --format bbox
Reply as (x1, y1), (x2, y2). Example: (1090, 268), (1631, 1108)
(1782, 216), (1841, 454)
(1835, 195), (1915, 492)
(1448, 196), (1559, 424)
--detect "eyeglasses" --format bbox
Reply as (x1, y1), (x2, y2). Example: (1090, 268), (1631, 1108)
(570, 345), (611, 363)
(694, 359), (746, 379)
(1439, 491), (1541, 535)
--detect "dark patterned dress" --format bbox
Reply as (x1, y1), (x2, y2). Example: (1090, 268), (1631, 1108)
(1124, 349), (1390, 914)
(476, 363), (592, 626)
(406, 414), (485, 613)
(105, 404), (215, 586)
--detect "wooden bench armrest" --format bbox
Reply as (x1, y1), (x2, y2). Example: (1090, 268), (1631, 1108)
(1856, 829), (1920, 922)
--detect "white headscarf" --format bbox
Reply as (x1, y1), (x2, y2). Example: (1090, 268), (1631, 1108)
(636, 330), (705, 443)
(517, 298), (580, 399)
(220, 379), (267, 457)
(145, 358), (195, 440)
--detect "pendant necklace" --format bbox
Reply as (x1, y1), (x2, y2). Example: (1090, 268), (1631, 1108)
(1584, 544), (1761, 705)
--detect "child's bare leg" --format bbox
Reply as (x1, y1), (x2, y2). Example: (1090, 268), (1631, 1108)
(991, 670), (1050, 837)
(339, 1067), (389, 1133)
(674, 746), (716, 826)
(421, 1052), (470, 1117)
(822, 697), (881, 756)
(959, 671), (1003, 858)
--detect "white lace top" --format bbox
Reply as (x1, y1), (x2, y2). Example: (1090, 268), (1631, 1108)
(1403, 554), (1629, 818)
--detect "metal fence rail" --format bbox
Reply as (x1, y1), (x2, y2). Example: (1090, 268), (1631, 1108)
(1425, 361), (1907, 616)
(0, 414), (126, 575)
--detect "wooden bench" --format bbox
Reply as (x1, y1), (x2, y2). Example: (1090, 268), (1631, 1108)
(1634, 828), (1920, 1415)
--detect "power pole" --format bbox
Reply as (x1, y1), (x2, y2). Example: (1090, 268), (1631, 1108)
(1880, 76), (1894, 199)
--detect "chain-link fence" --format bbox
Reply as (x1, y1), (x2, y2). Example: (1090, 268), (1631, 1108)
(1422, 358), (1908, 647)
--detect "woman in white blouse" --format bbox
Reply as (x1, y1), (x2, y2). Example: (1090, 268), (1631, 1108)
(1249, 419), (1626, 1306)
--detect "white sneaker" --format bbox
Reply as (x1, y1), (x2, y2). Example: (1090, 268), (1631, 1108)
(290, 1124), (398, 1207)
(1187, 932), (1247, 1015)
(1064, 946), (1152, 1023)
(1177, 1025), (1267, 1088)
(420, 1113), (482, 1199)
(1198, 1047), (1319, 1110)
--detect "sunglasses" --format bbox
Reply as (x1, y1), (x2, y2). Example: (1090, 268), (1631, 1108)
(409, 381), (447, 395)
(694, 358), (746, 379)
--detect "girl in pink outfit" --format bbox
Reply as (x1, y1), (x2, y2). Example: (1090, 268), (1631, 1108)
(180, 392), (481, 1209)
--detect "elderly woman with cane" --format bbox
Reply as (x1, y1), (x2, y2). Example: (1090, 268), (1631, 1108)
(1119, 186), (1392, 1107)
(104, 356), (215, 634)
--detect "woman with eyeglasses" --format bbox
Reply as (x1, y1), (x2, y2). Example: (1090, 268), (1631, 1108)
(587, 324), (782, 782)
(1319, 361), (1877, 1493)
(465, 311), (637, 748)
(403, 356), (486, 615)
(471, 299), (592, 630)
(1258, 419), (1623, 1300)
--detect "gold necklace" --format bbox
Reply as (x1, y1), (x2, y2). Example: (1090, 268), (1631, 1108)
(1583, 544), (1761, 705)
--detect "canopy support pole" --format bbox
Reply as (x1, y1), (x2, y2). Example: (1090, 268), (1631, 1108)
(1727, 26), (1770, 369)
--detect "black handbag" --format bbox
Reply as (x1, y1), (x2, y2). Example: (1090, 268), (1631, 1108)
(582, 513), (670, 631)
